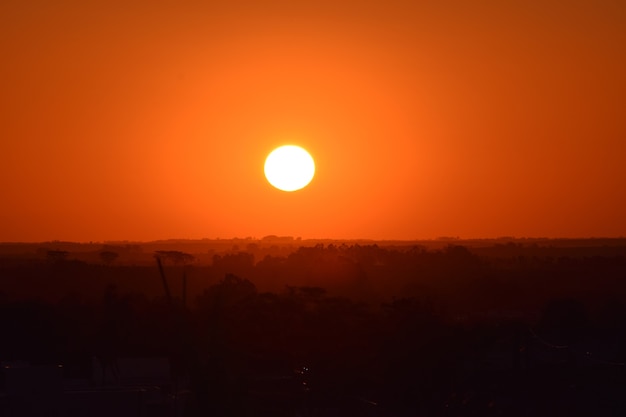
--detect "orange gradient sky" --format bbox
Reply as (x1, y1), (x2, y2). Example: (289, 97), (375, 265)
(1, 0), (625, 242)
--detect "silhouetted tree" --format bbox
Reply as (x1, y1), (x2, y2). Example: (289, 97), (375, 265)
(154, 250), (195, 265)
(46, 250), (69, 262)
(99, 250), (119, 265)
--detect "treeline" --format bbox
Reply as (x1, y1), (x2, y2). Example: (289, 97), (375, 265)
(1, 244), (626, 415)
(2, 243), (626, 312)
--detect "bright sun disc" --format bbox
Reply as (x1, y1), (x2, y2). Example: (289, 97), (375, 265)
(264, 145), (315, 192)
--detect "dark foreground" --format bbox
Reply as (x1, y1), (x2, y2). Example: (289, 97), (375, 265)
(1, 239), (625, 416)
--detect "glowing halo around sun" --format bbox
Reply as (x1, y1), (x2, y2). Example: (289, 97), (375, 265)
(264, 145), (315, 192)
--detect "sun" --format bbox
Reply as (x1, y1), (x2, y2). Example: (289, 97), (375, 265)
(264, 145), (315, 192)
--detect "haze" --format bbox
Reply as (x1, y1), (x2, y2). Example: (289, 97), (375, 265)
(1, 0), (625, 242)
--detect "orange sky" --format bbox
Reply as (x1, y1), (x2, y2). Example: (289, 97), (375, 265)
(1, 0), (625, 242)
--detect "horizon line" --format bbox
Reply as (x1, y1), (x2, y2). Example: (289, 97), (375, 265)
(2, 236), (626, 245)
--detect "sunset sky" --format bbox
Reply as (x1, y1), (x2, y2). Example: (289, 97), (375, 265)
(2, 0), (625, 242)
